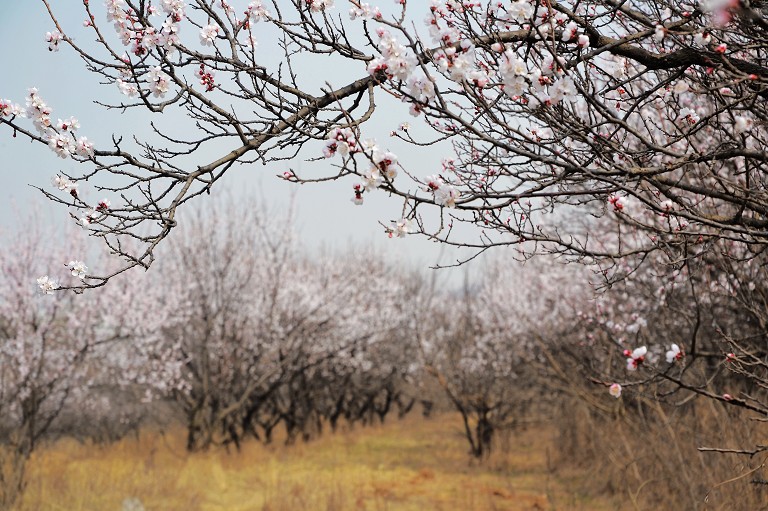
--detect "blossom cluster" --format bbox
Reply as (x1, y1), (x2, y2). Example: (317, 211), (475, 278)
(349, 2), (381, 20)
(366, 29), (418, 81)
(321, 133), (399, 181)
(148, 67), (172, 97)
(0, 98), (24, 118)
(424, 174), (459, 208)
(323, 129), (405, 210)
(51, 173), (111, 229)
(624, 346), (647, 371)
(323, 127), (358, 158)
(387, 218), (413, 238)
(426, 6), (490, 88)
(37, 260), (92, 293)
(245, 0), (269, 21)
(103, 0), (188, 98)
(37, 275), (59, 295)
(45, 30), (63, 51)
(106, 0), (185, 58)
(21, 88), (95, 159)
(307, 0), (334, 13)
(52, 174), (79, 197)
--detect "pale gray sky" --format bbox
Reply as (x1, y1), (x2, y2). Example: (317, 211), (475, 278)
(0, 2), (483, 283)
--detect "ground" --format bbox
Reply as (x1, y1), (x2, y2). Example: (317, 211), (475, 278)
(17, 414), (621, 511)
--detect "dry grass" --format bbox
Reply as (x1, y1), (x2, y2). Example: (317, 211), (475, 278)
(16, 414), (616, 511)
(554, 396), (768, 511)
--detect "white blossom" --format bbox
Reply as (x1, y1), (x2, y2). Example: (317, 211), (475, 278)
(389, 218), (413, 238)
(200, 24), (219, 46)
(665, 344), (682, 363)
(37, 275), (59, 295)
(67, 260), (89, 279)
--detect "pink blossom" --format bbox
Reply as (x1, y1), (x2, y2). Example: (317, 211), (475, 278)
(148, 67), (171, 97)
(75, 136), (95, 158)
(49, 133), (74, 159)
(625, 346), (647, 371)
(45, 30), (63, 52)
(608, 195), (627, 212)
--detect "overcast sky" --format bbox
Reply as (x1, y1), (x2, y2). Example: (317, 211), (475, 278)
(0, 3), (486, 285)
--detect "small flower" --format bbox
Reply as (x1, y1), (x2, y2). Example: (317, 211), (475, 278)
(45, 30), (64, 51)
(625, 346), (647, 371)
(80, 208), (98, 227)
(37, 275), (59, 295)
(388, 218), (413, 238)
(660, 200), (675, 212)
(424, 175), (442, 191)
(200, 24), (219, 45)
(693, 32), (711, 46)
(734, 116), (754, 134)
(246, 0), (270, 21)
(609, 383), (622, 398)
(434, 183), (459, 208)
(722, 393), (733, 401)
(374, 150), (398, 179)
(67, 260), (88, 279)
(351, 183), (364, 205)
(97, 198), (111, 211)
(49, 133), (74, 159)
(58, 116), (80, 131)
(75, 136), (95, 158)
(665, 343), (683, 363)
(608, 195), (627, 212)
(679, 107), (700, 125)
(307, 0), (334, 13)
(323, 127), (356, 158)
(52, 174), (75, 191)
(117, 78), (139, 97)
(361, 168), (382, 191)
(148, 67), (171, 97)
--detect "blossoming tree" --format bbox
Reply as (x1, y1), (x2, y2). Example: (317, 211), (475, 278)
(2, 0), (768, 492)
(119, 199), (424, 450)
(0, 0), (765, 289)
(0, 216), (175, 509)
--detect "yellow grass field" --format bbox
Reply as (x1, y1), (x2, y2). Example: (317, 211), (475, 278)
(16, 414), (619, 511)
